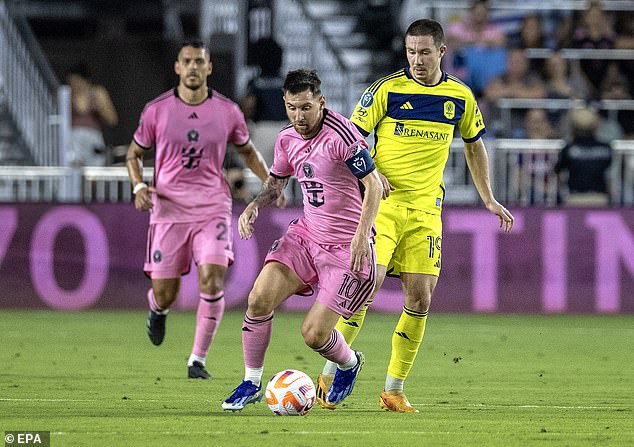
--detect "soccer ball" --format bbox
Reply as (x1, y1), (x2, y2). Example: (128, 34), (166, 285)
(265, 369), (316, 416)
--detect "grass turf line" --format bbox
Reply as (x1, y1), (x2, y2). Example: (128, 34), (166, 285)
(1, 310), (632, 447)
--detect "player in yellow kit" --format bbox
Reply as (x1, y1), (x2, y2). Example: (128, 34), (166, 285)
(317, 18), (514, 412)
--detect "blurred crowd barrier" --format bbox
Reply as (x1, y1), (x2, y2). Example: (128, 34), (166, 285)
(1, 203), (632, 313)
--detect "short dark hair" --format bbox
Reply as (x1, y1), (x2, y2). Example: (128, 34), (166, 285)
(67, 62), (91, 81)
(405, 19), (445, 48)
(179, 39), (210, 56)
(283, 69), (322, 96)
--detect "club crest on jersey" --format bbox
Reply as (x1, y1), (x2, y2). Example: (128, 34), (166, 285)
(153, 250), (162, 263)
(302, 162), (314, 178)
(444, 101), (455, 120)
(360, 91), (374, 108)
(187, 129), (199, 142)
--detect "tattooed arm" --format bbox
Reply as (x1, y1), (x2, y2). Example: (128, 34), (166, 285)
(238, 175), (289, 239)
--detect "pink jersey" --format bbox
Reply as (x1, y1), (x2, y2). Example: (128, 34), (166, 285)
(134, 88), (249, 223)
(271, 109), (372, 245)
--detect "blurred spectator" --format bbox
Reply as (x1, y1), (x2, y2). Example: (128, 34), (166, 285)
(484, 49), (546, 101)
(510, 14), (546, 49)
(240, 38), (286, 123)
(446, 0), (506, 48)
(542, 51), (587, 132)
(569, 0), (616, 99)
(614, 10), (634, 99)
(554, 106), (612, 206)
(446, 0), (507, 95)
(523, 108), (557, 139)
(483, 48), (547, 136)
(240, 37), (287, 166)
(598, 64), (632, 140)
(66, 64), (118, 166)
(508, 13), (551, 74)
(517, 108), (558, 204)
(543, 51), (585, 100)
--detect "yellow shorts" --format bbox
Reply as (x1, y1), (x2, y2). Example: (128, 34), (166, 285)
(374, 200), (442, 277)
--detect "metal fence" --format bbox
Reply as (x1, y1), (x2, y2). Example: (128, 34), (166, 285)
(1, 140), (632, 206)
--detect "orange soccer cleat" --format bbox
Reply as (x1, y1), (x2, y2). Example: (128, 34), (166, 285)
(315, 373), (336, 410)
(379, 390), (419, 413)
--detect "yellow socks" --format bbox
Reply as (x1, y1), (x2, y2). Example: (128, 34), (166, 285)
(335, 298), (372, 345)
(387, 306), (427, 380)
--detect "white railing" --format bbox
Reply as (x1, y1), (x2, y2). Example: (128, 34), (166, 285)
(0, 166), (152, 202)
(494, 139), (634, 206)
(0, 0), (69, 166)
(493, 98), (634, 138)
(0, 140), (631, 206)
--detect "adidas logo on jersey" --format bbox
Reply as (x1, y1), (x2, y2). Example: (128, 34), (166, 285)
(399, 101), (413, 110)
(188, 112), (199, 119)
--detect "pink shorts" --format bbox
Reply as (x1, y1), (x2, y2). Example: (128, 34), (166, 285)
(264, 225), (376, 319)
(144, 216), (233, 279)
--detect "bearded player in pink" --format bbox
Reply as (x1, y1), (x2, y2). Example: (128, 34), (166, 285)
(126, 40), (276, 379)
(222, 69), (384, 411)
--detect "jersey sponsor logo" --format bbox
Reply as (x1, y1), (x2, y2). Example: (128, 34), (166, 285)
(302, 162), (314, 178)
(393, 122), (450, 141)
(399, 101), (413, 110)
(300, 180), (325, 207)
(360, 91), (374, 108)
(181, 147), (204, 169)
(187, 129), (200, 142)
(188, 112), (199, 119)
(355, 106), (368, 117)
(444, 101), (455, 120)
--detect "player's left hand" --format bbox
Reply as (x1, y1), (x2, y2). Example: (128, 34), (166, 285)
(350, 233), (370, 272)
(487, 200), (514, 233)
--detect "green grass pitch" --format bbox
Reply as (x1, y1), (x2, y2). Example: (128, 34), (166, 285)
(1, 310), (633, 446)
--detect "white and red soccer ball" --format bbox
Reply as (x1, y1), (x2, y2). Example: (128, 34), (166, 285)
(265, 369), (316, 416)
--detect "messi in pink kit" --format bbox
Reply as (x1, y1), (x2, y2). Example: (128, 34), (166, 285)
(126, 40), (274, 380)
(222, 69), (383, 411)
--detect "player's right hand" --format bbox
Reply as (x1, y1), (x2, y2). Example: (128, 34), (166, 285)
(378, 172), (393, 199)
(134, 186), (155, 211)
(238, 203), (259, 239)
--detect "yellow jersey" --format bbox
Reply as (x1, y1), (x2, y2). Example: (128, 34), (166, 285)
(350, 68), (485, 214)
